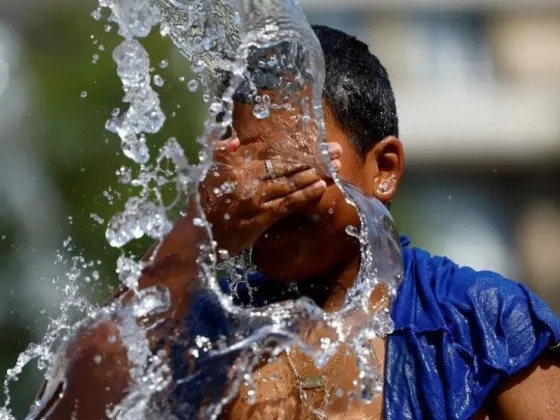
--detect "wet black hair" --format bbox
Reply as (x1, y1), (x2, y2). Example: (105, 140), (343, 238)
(312, 25), (399, 157)
(230, 25), (399, 157)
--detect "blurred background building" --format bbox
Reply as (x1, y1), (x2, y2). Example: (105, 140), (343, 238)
(0, 0), (559, 416)
(302, 0), (560, 304)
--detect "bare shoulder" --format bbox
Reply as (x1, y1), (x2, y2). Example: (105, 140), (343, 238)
(488, 351), (560, 419)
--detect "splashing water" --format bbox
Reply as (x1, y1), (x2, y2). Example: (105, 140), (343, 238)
(3, 0), (404, 419)
(1, 240), (98, 420)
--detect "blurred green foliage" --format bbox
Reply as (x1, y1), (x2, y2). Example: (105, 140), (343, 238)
(0, 3), (207, 416)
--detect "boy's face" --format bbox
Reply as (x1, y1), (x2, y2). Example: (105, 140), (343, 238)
(230, 100), (403, 282)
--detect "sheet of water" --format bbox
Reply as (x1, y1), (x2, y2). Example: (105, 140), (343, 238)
(1, 0), (403, 418)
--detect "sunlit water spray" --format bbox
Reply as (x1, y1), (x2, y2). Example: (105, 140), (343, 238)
(2, 0), (403, 419)
(1, 239), (99, 420)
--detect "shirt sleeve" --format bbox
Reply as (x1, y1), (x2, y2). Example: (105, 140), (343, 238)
(440, 263), (560, 378)
(385, 247), (560, 420)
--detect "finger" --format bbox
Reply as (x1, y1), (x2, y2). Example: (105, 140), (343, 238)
(262, 180), (327, 217)
(253, 158), (310, 180)
(326, 142), (342, 160)
(331, 159), (341, 172)
(259, 168), (323, 203)
(214, 137), (240, 153)
(213, 137), (241, 165)
(257, 143), (342, 180)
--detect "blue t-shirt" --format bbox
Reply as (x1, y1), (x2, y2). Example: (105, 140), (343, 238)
(385, 236), (560, 419)
(174, 236), (560, 419)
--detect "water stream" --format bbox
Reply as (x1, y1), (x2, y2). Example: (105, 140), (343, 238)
(1, 0), (403, 418)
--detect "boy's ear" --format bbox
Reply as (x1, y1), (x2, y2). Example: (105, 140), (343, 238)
(365, 136), (404, 203)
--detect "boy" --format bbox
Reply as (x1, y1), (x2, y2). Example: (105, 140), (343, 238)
(32, 25), (560, 420)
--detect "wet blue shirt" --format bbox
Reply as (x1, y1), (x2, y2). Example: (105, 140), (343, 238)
(385, 236), (560, 419)
(175, 236), (560, 418)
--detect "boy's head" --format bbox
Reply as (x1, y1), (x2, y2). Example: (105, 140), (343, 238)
(230, 25), (405, 282)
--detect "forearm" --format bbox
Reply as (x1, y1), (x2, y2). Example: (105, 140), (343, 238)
(33, 207), (214, 419)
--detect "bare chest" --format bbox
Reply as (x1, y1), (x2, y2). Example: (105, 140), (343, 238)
(225, 340), (386, 420)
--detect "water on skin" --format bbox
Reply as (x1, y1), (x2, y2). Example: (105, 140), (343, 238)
(2, 1), (403, 419)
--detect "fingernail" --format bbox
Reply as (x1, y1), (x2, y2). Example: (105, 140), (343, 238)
(328, 142), (342, 158)
(314, 180), (327, 189)
(225, 137), (240, 152)
(331, 159), (341, 171)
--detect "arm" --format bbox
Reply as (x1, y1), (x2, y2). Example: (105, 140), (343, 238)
(33, 207), (209, 420)
(489, 352), (560, 420)
(31, 137), (338, 419)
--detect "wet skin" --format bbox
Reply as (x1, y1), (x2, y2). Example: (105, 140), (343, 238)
(215, 101), (560, 420)
(32, 98), (560, 420)
(205, 100), (407, 419)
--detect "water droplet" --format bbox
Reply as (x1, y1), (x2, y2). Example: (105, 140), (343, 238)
(209, 102), (222, 115)
(90, 213), (105, 225)
(159, 60), (168, 69)
(153, 74), (165, 87)
(117, 166), (132, 184)
(132, 286), (170, 317)
(253, 102), (270, 119)
(218, 249), (230, 260)
(93, 355), (103, 364)
(203, 37), (213, 51)
(106, 198), (171, 247)
(104, 24), (112, 32)
(91, 7), (102, 21)
(223, 213), (231, 221)
(187, 79), (199, 92)
(247, 389), (256, 404)
(80, 91), (88, 99)
(345, 225), (360, 239)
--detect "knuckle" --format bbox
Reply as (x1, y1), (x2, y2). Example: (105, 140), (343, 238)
(281, 194), (298, 210)
(288, 176), (298, 190)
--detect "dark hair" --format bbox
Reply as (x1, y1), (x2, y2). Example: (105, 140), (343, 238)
(230, 25), (399, 157)
(312, 25), (399, 157)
